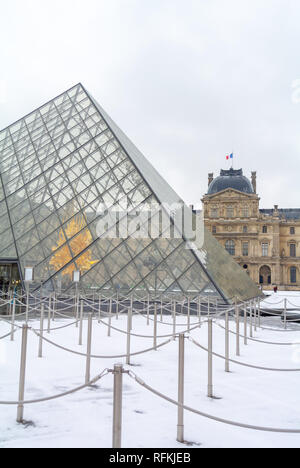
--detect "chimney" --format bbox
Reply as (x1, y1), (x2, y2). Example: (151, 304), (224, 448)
(251, 171), (257, 193)
(208, 173), (214, 188)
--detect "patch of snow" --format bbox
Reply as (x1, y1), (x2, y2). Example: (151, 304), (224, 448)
(1, 292), (300, 448)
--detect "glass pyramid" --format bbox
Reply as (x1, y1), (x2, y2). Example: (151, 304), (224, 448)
(0, 84), (260, 302)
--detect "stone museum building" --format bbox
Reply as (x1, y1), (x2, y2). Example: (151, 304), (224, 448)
(202, 168), (300, 290)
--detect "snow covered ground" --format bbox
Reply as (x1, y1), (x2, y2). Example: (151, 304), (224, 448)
(261, 291), (300, 310)
(1, 291), (300, 449)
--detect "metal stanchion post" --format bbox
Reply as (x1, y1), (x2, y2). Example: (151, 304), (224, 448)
(130, 295), (133, 331)
(250, 300), (253, 338)
(85, 313), (93, 385)
(98, 295), (101, 323)
(48, 295), (51, 334)
(236, 303), (240, 357)
(76, 293), (79, 328)
(254, 301), (257, 332)
(116, 293), (119, 321)
(284, 298), (287, 330)
(9, 290), (12, 316)
(17, 325), (29, 423)
(52, 293), (55, 321)
(108, 298), (112, 337)
(153, 302), (158, 351)
(26, 288), (29, 325)
(160, 297), (163, 323)
(11, 298), (15, 342)
(225, 312), (229, 372)
(173, 300), (176, 340)
(38, 304), (44, 358)
(187, 297), (190, 330)
(177, 334), (185, 443)
(126, 305), (132, 365)
(198, 296), (201, 328)
(73, 291), (77, 317)
(207, 319), (213, 398)
(147, 294), (150, 326)
(79, 300), (83, 346)
(244, 305), (248, 346)
(258, 299), (261, 328)
(112, 364), (123, 449)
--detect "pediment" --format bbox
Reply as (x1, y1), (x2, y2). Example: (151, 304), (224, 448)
(204, 188), (256, 201)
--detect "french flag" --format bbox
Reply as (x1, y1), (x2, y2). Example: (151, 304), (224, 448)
(226, 153), (234, 160)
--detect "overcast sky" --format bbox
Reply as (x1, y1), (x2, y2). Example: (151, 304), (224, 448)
(0, 0), (300, 209)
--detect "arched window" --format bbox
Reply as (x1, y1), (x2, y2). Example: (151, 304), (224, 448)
(290, 267), (297, 284)
(225, 240), (235, 256)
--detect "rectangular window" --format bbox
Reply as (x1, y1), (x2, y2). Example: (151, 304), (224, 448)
(227, 207), (234, 218)
(290, 244), (296, 258)
(242, 242), (249, 257)
(291, 267), (297, 284)
(242, 207), (249, 218)
(211, 208), (219, 218)
(290, 227), (295, 235)
(262, 226), (268, 234)
(262, 243), (268, 257)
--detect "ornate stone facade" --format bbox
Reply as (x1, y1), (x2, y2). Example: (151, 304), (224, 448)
(201, 169), (300, 290)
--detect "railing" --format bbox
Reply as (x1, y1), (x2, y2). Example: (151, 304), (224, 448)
(1, 292), (300, 448)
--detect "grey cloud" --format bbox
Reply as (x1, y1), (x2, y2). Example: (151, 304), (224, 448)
(0, 0), (299, 208)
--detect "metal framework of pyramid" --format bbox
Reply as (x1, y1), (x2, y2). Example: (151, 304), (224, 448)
(0, 83), (260, 302)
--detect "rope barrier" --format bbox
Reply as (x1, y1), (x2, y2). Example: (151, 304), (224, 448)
(127, 370), (300, 433)
(31, 328), (173, 359)
(0, 328), (19, 340)
(216, 321), (300, 346)
(188, 336), (300, 372)
(0, 369), (110, 405)
(97, 317), (202, 339)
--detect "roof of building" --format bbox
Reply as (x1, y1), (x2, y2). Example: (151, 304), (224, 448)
(207, 168), (254, 195)
(260, 209), (300, 220)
